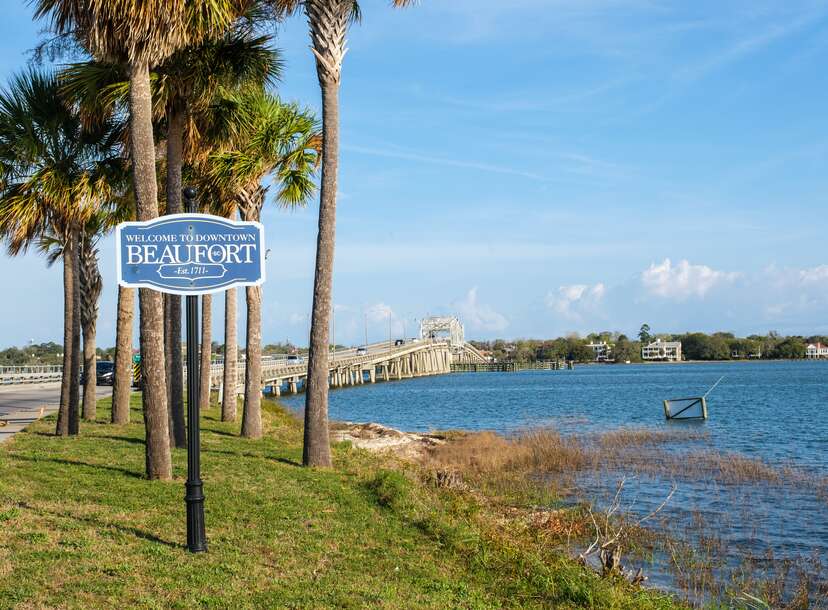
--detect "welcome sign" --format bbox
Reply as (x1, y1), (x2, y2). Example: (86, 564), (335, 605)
(116, 214), (265, 295)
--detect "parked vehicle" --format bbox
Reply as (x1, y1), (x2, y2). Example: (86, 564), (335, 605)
(84, 361), (115, 386)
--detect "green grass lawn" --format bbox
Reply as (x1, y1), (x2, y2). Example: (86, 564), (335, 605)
(0, 395), (683, 609)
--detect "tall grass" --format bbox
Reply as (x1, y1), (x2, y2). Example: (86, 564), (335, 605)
(422, 424), (828, 608)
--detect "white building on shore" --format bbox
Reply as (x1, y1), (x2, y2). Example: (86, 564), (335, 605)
(586, 341), (613, 362)
(806, 342), (828, 359)
(642, 339), (682, 362)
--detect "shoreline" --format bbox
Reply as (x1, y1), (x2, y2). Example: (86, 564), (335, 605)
(331, 417), (828, 607)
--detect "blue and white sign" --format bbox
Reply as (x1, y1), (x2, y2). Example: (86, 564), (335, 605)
(116, 214), (265, 295)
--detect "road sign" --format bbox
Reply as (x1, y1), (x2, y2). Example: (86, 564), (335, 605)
(115, 213), (265, 296)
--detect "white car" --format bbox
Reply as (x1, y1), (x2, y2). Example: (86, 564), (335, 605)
(286, 354), (304, 364)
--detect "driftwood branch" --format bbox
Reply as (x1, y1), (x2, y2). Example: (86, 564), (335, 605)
(580, 476), (677, 583)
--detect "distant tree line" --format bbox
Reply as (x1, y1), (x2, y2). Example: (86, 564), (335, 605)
(470, 329), (825, 363)
(1, 339), (345, 366)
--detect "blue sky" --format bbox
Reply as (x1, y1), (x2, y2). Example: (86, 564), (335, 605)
(1, 0), (827, 347)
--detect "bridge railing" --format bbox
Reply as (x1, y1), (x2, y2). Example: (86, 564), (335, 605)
(0, 365), (64, 385)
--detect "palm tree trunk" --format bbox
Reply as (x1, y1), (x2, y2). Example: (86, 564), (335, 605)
(81, 315), (97, 421)
(68, 230), (81, 435)
(129, 60), (171, 480)
(241, 284), (262, 439)
(240, 195), (264, 438)
(164, 296), (176, 445)
(221, 287), (238, 422)
(165, 108), (186, 448)
(199, 293), (212, 412)
(111, 285), (134, 424)
(80, 234), (102, 422)
(302, 79), (336, 465)
(56, 233), (76, 437)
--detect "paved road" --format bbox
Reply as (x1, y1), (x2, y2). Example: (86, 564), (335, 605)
(0, 382), (112, 443)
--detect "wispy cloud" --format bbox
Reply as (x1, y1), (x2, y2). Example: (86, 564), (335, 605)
(410, 76), (631, 115)
(453, 288), (509, 332)
(672, 9), (828, 85)
(343, 144), (544, 181)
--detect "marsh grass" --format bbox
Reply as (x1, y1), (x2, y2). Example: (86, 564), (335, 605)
(424, 425), (828, 608)
(426, 425), (818, 490)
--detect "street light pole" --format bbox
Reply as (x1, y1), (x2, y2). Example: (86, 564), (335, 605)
(364, 312), (368, 347)
(183, 187), (207, 553)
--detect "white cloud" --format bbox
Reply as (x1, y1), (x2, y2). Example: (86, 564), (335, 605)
(545, 283), (606, 321)
(454, 287), (509, 332)
(799, 265), (828, 283)
(288, 313), (307, 325)
(641, 259), (739, 300)
(365, 302), (394, 323)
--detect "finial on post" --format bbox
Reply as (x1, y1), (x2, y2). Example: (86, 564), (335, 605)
(183, 187), (198, 214)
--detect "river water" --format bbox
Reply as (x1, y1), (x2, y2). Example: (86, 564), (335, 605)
(281, 361), (828, 604)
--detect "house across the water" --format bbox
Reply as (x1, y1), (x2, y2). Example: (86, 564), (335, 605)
(642, 339), (682, 362)
(806, 342), (828, 359)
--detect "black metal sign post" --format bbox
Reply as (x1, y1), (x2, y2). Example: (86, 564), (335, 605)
(183, 187), (207, 553)
(117, 186), (265, 553)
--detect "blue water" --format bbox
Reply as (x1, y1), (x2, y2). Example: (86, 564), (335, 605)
(283, 361), (828, 473)
(281, 361), (828, 602)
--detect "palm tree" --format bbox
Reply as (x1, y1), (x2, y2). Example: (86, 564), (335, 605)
(54, 64), (137, 425)
(0, 69), (123, 436)
(269, 0), (415, 466)
(204, 90), (318, 438)
(63, 26), (282, 438)
(34, 0), (243, 479)
(78, 227), (102, 421)
(40, 210), (125, 422)
(159, 28), (281, 444)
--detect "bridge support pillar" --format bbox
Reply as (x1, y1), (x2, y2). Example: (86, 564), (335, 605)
(369, 368), (376, 383)
(289, 378), (298, 394)
(396, 359), (403, 380)
(382, 364), (390, 382)
(273, 382), (281, 397)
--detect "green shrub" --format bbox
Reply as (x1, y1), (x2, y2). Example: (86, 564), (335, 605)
(366, 469), (411, 512)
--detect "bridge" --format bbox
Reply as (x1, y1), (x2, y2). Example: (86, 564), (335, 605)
(0, 317), (487, 396)
(209, 317), (487, 399)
